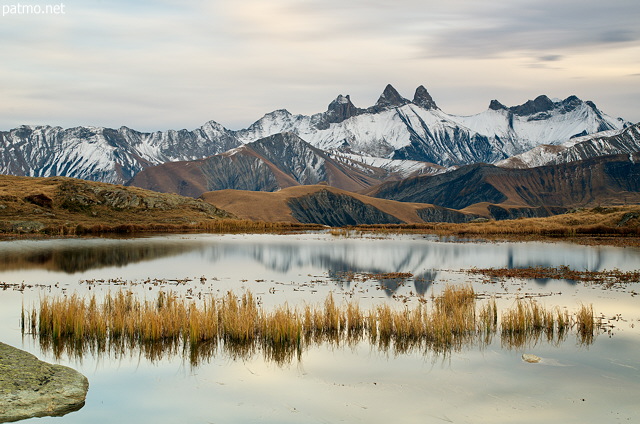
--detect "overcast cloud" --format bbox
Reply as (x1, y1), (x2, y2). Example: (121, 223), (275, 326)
(1, 0), (638, 131)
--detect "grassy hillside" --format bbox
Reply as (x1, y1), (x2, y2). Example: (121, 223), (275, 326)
(201, 185), (478, 226)
(0, 175), (318, 235)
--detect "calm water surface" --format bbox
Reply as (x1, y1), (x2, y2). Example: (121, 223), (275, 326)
(0, 233), (638, 423)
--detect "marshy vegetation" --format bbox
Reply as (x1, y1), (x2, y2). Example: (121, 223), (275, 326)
(35, 219), (323, 237)
(342, 206), (640, 247)
(24, 286), (601, 366)
(466, 266), (640, 289)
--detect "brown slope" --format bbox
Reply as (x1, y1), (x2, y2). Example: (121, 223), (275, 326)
(0, 175), (232, 233)
(127, 148), (300, 197)
(368, 153), (640, 219)
(482, 153), (640, 208)
(201, 185), (478, 225)
(129, 133), (405, 197)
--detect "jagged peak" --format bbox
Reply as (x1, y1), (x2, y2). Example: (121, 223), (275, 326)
(412, 85), (438, 110)
(199, 120), (229, 132)
(265, 108), (292, 117)
(327, 94), (355, 112)
(245, 109), (293, 130)
(318, 94), (363, 129)
(563, 95), (581, 104)
(488, 100), (508, 111)
(509, 95), (555, 116)
(330, 94), (352, 106)
(374, 84), (410, 109)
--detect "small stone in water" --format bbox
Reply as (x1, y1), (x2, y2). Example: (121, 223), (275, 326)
(522, 353), (541, 363)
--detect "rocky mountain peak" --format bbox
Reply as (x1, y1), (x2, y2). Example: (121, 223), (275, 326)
(558, 95), (584, 113)
(412, 85), (438, 110)
(510, 95), (555, 116)
(325, 94), (362, 124)
(372, 84), (410, 111)
(488, 100), (508, 111)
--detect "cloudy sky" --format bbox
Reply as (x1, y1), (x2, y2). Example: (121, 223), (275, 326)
(1, 0), (639, 131)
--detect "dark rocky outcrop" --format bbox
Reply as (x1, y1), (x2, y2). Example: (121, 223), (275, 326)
(487, 205), (568, 220)
(0, 342), (88, 422)
(24, 194), (53, 209)
(412, 85), (438, 110)
(288, 189), (403, 226)
(370, 163), (508, 210)
(489, 100), (508, 111)
(324, 95), (364, 124)
(417, 206), (480, 223)
(368, 84), (411, 113)
(510, 95), (555, 116)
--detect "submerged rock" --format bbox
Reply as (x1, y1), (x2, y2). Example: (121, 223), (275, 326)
(0, 342), (88, 422)
(522, 353), (542, 363)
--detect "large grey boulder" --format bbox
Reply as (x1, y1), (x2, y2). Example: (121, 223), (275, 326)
(0, 342), (88, 422)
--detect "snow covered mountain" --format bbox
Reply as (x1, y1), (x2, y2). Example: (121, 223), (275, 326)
(497, 123), (640, 169)
(0, 85), (631, 185)
(0, 122), (239, 184)
(233, 86), (630, 166)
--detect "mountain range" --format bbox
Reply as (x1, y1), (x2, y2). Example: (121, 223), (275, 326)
(497, 122), (640, 168)
(0, 85), (631, 186)
(127, 132), (444, 197)
(1, 84), (639, 225)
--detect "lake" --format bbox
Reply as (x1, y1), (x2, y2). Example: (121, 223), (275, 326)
(0, 233), (639, 423)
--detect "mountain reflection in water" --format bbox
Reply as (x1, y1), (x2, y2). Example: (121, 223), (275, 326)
(0, 237), (205, 273)
(1, 234), (638, 295)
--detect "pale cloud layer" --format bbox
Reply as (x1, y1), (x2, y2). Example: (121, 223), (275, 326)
(1, 0), (638, 131)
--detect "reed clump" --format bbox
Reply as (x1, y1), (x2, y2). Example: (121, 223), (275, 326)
(575, 303), (597, 345)
(500, 298), (600, 349)
(26, 286), (601, 365)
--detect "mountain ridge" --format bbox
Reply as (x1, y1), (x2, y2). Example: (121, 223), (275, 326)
(1, 85), (630, 185)
(127, 132), (422, 197)
(367, 152), (640, 217)
(497, 123), (640, 169)
(200, 184), (479, 226)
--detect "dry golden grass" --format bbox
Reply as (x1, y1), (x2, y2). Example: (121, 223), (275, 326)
(26, 286), (602, 365)
(575, 303), (597, 345)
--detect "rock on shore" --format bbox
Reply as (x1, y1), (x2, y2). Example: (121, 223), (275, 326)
(0, 342), (88, 422)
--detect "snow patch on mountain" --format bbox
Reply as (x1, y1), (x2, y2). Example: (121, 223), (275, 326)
(497, 123), (640, 169)
(327, 150), (445, 178)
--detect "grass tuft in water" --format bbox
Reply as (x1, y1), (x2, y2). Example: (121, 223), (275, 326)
(27, 286), (600, 365)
